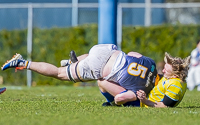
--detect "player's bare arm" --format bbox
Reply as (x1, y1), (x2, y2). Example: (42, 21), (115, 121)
(137, 90), (167, 108)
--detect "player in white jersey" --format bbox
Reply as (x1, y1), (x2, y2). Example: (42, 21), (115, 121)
(62, 45), (157, 106)
(1, 44), (157, 106)
(187, 40), (200, 91)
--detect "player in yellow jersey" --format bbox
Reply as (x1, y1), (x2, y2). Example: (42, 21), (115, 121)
(98, 52), (190, 107)
(137, 52), (190, 107)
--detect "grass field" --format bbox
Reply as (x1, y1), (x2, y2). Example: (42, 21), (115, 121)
(0, 85), (200, 125)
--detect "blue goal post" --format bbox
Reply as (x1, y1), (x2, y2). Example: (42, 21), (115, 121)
(98, 0), (117, 45)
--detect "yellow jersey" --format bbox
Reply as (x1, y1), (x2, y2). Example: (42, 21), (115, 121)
(142, 77), (187, 107)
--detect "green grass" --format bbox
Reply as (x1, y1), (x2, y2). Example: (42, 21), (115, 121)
(0, 86), (200, 125)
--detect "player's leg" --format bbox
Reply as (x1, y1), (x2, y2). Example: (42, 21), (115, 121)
(60, 50), (88, 67)
(186, 67), (195, 91)
(1, 53), (75, 81)
(194, 66), (200, 91)
(114, 90), (138, 106)
(30, 60), (96, 82)
(77, 54), (88, 61)
(61, 54), (88, 67)
(29, 62), (70, 80)
(98, 79), (125, 106)
(98, 79), (126, 96)
(98, 79), (138, 106)
(1, 53), (29, 71)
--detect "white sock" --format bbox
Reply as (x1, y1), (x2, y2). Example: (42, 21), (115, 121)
(27, 61), (31, 69)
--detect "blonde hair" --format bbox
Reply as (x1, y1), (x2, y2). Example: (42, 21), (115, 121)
(164, 52), (191, 82)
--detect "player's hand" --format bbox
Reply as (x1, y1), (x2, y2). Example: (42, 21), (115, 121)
(136, 90), (147, 100)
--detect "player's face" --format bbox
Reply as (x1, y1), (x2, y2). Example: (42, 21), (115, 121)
(162, 63), (174, 79)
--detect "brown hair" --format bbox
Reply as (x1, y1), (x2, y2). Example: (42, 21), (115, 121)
(164, 52), (191, 82)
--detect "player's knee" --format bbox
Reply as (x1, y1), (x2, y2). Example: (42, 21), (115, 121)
(114, 94), (126, 105)
(97, 80), (103, 87)
(97, 80), (106, 92)
(57, 67), (68, 80)
(97, 80), (101, 86)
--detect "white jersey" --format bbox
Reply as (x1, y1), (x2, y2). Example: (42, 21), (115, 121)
(77, 44), (157, 94)
(77, 44), (118, 80)
(187, 48), (200, 90)
(190, 48), (200, 66)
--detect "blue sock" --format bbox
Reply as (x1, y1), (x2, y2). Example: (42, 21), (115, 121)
(100, 91), (114, 102)
(120, 90), (140, 107)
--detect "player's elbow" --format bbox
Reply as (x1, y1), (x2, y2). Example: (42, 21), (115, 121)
(154, 102), (168, 108)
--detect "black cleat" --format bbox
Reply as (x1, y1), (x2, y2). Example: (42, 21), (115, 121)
(60, 50), (78, 67)
(102, 102), (122, 107)
(102, 102), (112, 106)
(70, 50), (78, 63)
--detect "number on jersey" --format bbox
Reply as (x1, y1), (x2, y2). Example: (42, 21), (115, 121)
(127, 63), (148, 79)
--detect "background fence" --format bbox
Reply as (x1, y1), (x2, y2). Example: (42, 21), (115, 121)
(1, 2), (200, 47)
(1, 1), (200, 86)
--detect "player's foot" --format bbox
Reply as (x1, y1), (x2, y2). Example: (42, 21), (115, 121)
(0, 87), (6, 94)
(70, 50), (78, 63)
(102, 102), (121, 107)
(102, 102), (112, 106)
(1, 53), (27, 71)
(60, 50), (78, 67)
